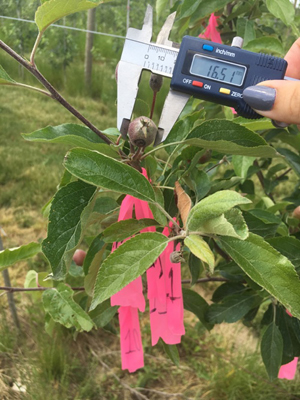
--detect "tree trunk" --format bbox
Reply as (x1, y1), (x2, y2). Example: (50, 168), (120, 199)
(84, 8), (96, 91)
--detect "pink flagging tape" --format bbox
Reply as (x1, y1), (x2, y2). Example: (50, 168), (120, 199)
(119, 306), (144, 373)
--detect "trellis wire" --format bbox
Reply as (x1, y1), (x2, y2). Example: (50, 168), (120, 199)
(0, 15), (126, 39)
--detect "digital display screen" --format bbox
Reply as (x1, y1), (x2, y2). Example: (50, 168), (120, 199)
(190, 55), (246, 87)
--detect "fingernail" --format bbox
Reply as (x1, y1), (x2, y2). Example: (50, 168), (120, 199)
(271, 120), (289, 129)
(243, 86), (276, 111)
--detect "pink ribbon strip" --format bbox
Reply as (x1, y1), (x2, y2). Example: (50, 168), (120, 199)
(111, 168), (185, 372)
(278, 309), (298, 379)
(119, 306), (144, 373)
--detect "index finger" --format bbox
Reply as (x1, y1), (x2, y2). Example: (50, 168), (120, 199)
(284, 38), (300, 79)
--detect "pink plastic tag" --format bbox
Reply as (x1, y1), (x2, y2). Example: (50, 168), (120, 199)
(119, 306), (144, 373)
(164, 241), (185, 336)
(278, 357), (298, 380)
(148, 224), (185, 345)
(111, 277), (145, 312)
(199, 13), (222, 44)
(110, 195), (145, 312)
(278, 310), (298, 379)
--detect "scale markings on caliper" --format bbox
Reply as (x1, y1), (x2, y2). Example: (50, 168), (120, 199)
(121, 39), (178, 78)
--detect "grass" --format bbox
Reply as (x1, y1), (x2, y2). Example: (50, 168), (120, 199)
(0, 86), (115, 209)
(1, 65), (300, 400)
(1, 300), (300, 400)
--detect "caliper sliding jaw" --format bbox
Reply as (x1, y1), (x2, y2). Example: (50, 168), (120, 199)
(117, 5), (190, 146)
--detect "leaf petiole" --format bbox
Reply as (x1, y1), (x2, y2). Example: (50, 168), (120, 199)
(30, 31), (43, 66)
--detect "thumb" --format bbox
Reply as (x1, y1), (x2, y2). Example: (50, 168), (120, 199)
(243, 80), (300, 125)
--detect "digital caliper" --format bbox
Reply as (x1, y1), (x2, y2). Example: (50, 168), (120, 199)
(171, 36), (287, 119)
(117, 6), (289, 144)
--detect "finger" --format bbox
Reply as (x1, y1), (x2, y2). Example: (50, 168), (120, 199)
(284, 38), (300, 79)
(243, 80), (300, 125)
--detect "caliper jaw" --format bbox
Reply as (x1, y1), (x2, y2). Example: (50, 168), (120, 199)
(117, 5), (153, 138)
(155, 90), (190, 145)
(117, 5), (191, 144)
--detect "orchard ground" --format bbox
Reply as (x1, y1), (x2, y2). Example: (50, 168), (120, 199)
(1, 87), (300, 399)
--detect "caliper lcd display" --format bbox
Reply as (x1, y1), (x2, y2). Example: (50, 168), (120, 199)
(190, 54), (247, 87)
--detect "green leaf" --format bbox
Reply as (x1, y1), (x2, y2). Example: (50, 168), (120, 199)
(277, 148), (300, 177)
(232, 155), (255, 179)
(267, 236), (300, 270)
(276, 306), (300, 364)
(42, 283), (94, 332)
(186, 190), (251, 232)
(0, 242), (41, 271)
(179, 0), (231, 20)
(197, 208), (249, 240)
(243, 209), (282, 238)
(149, 187), (167, 226)
(64, 148), (155, 202)
(266, 0), (295, 25)
(0, 65), (16, 85)
(163, 111), (202, 153)
(237, 18), (255, 47)
(188, 252), (203, 286)
(24, 270), (42, 301)
(184, 235), (215, 273)
(182, 288), (213, 330)
(90, 232), (169, 310)
(156, 0), (169, 18)
(218, 233), (300, 320)
(243, 37), (284, 54)
(35, 0), (108, 33)
(83, 234), (106, 275)
(212, 282), (247, 303)
(261, 322), (283, 381)
(22, 124), (118, 157)
(42, 180), (97, 280)
(24, 270), (37, 289)
(93, 196), (119, 215)
(84, 239), (107, 296)
(179, 0), (201, 19)
(162, 342), (180, 366)
(189, 169), (211, 201)
(234, 117), (274, 131)
(88, 299), (118, 328)
(207, 291), (261, 323)
(185, 120), (278, 157)
(103, 218), (159, 243)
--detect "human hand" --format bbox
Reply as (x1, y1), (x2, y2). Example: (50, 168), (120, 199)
(243, 38), (300, 126)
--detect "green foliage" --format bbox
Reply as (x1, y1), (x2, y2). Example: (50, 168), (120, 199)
(42, 180), (97, 279)
(42, 283), (95, 331)
(35, 0), (110, 33)
(63, 148), (156, 202)
(218, 234), (300, 320)
(0, 242), (41, 271)
(2, 0), (300, 383)
(0, 65), (16, 85)
(184, 235), (215, 272)
(185, 120), (279, 157)
(207, 290), (261, 323)
(261, 322), (283, 381)
(22, 124), (110, 150)
(265, 0), (295, 26)
(186, 190), (251, 231)
(90, 232), (169, 310)
(102, 218), (159, 243)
